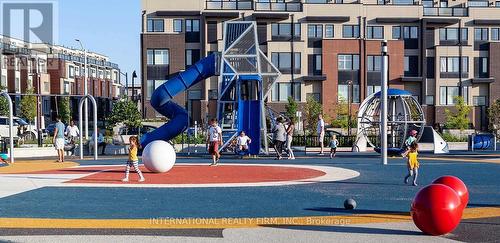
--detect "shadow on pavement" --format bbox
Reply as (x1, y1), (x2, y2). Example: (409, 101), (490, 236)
(303, 207), (408, 216)
(261, 225), (421, 236)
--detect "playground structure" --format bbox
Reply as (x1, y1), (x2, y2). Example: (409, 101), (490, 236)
(469, 133), (497, 151)
(141, 21), (280, 156)
(353, 88), (456, 155)
(354, 89), (427, 155)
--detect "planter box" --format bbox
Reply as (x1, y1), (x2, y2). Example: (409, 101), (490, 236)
(442, 129), (475, 137)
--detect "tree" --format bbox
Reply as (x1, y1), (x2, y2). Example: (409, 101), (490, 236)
(488, 99), (500, 136)
(0, 86), (9, 116)
(58, 97), (71, 124)
(444, 96), (471, 131)
(331, 98), (349, 129)
(285, 96), (298, 122)
(304, 95), (322, 135)
(108, 98), (142, 130)
(19, 88), (37, 123)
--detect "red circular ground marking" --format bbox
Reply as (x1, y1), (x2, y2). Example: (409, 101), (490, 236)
(59, 165), (326, 184)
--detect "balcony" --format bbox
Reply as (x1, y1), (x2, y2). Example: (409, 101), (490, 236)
(255, 1), (303, 12)
(205, 0), (253, 10)
(423, 7), (469, 17)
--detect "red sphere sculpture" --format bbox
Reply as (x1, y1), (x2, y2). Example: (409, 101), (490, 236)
(432, 175), (469, 210)
(411, 184), (462, 236)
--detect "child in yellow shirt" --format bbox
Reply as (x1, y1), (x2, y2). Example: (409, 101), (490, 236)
(404, 143), (419, 186)
(122, 136), (145, 182)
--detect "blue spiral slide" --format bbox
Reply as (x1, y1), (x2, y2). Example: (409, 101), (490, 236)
(140, 54), (218, 147)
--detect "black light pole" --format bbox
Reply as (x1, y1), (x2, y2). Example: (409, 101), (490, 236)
(132, 70), (137, 101)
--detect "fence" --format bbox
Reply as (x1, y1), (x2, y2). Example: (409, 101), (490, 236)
(290, 134), (357, 147)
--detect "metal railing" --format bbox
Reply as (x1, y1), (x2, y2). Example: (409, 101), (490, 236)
(423, 7), (468, 16)
(206, 0), (253, 10)
(255, 1), (303, 11)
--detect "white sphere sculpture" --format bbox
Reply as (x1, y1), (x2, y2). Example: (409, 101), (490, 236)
(142, 140), (176, 173)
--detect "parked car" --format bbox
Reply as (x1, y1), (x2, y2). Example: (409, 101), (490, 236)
(113, 125), (157, 145)
(0, 116), (39, 140)
(44, 123), (56, 137)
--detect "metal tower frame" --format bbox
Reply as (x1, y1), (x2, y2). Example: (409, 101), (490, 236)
(217, 21), (281, 154)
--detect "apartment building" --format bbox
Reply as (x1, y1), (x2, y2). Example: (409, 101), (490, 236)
(141, 0), (500, 130)
(0, 35), (122, 125)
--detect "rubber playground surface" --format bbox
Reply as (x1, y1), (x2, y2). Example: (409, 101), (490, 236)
(0, 152), (498, 242)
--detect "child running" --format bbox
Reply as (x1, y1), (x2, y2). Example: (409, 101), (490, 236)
(122, 136), (145, 182)
(404, 143), (419, 186)
(329, 135), (339, 159)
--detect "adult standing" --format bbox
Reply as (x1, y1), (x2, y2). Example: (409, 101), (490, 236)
(207, 119), (223, 166)
(53, 115), (66, 163)
(273, 117), (287, 160)
(317, 114), (325, 155)
(286, 120), (295, 160)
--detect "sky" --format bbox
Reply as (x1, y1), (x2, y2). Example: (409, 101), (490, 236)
(58, 0), (141, 86)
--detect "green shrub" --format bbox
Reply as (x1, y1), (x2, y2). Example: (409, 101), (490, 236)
(440, 132), (468, 142)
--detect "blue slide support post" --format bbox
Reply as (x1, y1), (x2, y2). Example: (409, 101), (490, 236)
(237, 75), (262, 155)
(141, 54), (218, 147)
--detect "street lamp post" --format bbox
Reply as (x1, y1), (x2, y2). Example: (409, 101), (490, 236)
(75, 39), (89, 139)
(381, 40), (389, 165)
(132, 71), (137, 101)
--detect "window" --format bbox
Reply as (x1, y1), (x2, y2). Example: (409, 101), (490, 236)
(404, 56), (418, 76)
(367, 85), (381, 96)
(307, 93), (320, 102)
(439, 28), (468, 41)
(98, 70), (103, 79)
(147, 49), (169, 65)
(393, 0), (414, 4)
(271, 23), (301, 39)
(440, 57), (468, 73)
(271, 52), (301, 74)
(310, 54), (322, 75)
(147, 19), (164, 32)
(403, 26), (418, 39)
(392, 26), (401, 39)
(68, 66), (74, 78)
(422, 0), (433, 7)
(463, 86), (469, 104)
(208, 90), (218, 100)
(492, 28), (500, 41)
(338, 84), (360, 103)
(146, 80), (167, 99)
(473, 96), (486, 106)
(0, 75), (6, 88)
(475, 28), (488, 41)
(185, 49), (200, 67)
(63, 81), (70, 94)
(325, 25), (334, 38)
(367, 56), (382, 71)
(106, 70), (111, 79)
(173, 19), (183, 32)
(271, 82), (301, 102)
(496, 1), (500, 7)
(439, 86), (459, 105)
(308, 24), (323, 38)
(185, 19), (200, 42)
(338, 54), (360, 70)
(343, 25), (360, 38)
(477, 57), (489, 78)
(186, 19), (200, 32)
(426, 95), (435, 105)
(367, 26), (384, 39)
(15, 77), (20, 92)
